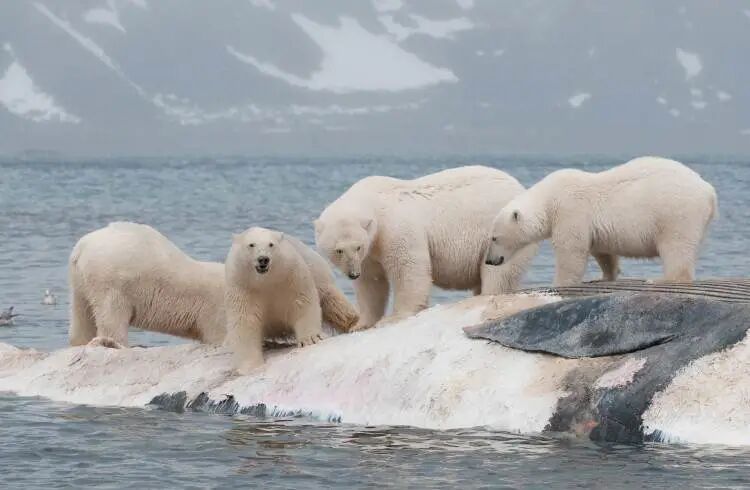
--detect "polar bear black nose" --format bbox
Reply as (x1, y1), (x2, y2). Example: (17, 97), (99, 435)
(348, 272), (360, 280)
(257, 256), (270, 266)
(485, 256), (505, 266)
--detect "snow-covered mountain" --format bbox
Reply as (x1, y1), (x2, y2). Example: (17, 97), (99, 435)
(1, 0), (748, 157)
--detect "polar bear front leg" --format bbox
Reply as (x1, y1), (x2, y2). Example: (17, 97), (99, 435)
(552, 247), (589, 287)
(292, 297), (324, 347)
(224, 302), (264, 375)
(379, 250), (432, 325)
(352, 260), (389, 330)
(551, 222), (592, 287)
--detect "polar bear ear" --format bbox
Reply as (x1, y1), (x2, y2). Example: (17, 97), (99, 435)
(512, 210), (520, 222)
(276, 231), (285, 242)
(314, 219), (324, 235)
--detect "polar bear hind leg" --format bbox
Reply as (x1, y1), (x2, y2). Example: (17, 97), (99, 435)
(69, 288), (97, 346)
(593, 253), (620, 282)
(657, 237), (698, 282)
(319, 284), (359, 333)
(91, 291), (132, 346)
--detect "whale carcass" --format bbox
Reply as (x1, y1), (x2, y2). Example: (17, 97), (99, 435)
(465, 293), (750, 443)
(0, 280), (749, 445)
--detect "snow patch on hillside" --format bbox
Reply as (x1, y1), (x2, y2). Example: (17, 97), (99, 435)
(380, 14), (474, 41)
(0, 44), (80, 123)
(568, 92), (591, 108)
(676, 48), (702, 80)
(228, 14), (457, 92)
(83, 0), (126, 33)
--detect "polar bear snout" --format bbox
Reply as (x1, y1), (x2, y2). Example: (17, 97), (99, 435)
(348, 271), (360, 280)
(485, 240), (506, 266)
(255, 256), (271, 274)
(485, 255), (504, 266)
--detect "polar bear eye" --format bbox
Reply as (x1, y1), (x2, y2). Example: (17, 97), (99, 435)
(336, 249), (343, 255)
(492, 236), (497, 242)
(249, 243), (255, 248)
(356, 246), (361, 251)
(269, 243), (274, 248)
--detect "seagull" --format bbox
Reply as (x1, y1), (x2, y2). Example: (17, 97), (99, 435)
(0, 306), (19, 326)
(42, 289), (57, 305)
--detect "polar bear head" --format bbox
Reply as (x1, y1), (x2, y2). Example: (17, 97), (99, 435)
(315, 216), (376, 280)
(486, 199), (545, 267)
(232, 227), (285, 275)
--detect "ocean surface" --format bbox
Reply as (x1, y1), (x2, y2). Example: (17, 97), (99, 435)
(0, 155), (749, 488)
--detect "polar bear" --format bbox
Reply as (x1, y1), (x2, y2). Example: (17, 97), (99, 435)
(68, 222), (357, 347)
(486, 156), (718, 286)
(315, 166), (538, 329)
(224, 227), (323, 373)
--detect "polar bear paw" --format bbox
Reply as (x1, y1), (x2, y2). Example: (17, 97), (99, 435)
(297, 333), (324, 347)
(87, 336), (125, 349)
(351, 321), (375, 332)
(374, 313), (413, 328)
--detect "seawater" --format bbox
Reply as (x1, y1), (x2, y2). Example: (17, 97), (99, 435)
(0, 155), (749, 488)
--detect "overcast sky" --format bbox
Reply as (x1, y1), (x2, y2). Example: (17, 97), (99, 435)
(0, 0), (748, 157)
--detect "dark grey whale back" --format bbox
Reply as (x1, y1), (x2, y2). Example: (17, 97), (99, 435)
(464, 280), (750, 443)
(524, 277), (750, 303)
(464, 293), (750, 358)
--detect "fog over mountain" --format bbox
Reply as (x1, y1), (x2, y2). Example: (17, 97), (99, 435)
(1, 0), (748, 157)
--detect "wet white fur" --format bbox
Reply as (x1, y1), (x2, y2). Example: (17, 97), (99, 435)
(487, 156), (718, 286)
(315, 165), (538, 328)
(69, 222), (227, 346)
(225, 227), (323, 374)
(69, 222), (356, 347)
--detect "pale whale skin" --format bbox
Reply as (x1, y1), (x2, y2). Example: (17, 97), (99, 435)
(2, 293), (750, 446)
(464, 294), (750, 443)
